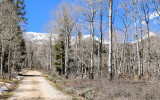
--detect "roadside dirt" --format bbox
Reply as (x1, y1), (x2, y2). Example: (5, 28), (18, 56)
(8, 71), (72, 100)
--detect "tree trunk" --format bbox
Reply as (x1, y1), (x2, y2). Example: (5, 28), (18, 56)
(1, 39), (4, 77)
(99, 2), (103, 77)
(65, 33), (69, 79)
(139, 14), (144, 76)
(134, 0), (141, 77)
(12, 44), (16, 72)
(75, 29), (78, 78)
(147, 22), (150, 73)
(8, 40), (11, 80)
(81, 48), (84, 78)
(49, 33), (52, 70)
(108, 0), (113, 80)
(90, 5), (95, 79)
(98, 40), (100, 77)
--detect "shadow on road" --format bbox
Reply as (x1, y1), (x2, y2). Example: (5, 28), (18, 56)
(18, 74), (41, 77)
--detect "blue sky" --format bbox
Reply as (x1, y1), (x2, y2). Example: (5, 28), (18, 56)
(25, 0), (159, 36)
(25, 0), (61, 33)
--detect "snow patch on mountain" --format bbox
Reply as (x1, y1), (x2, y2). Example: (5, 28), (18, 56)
(24, 32), (109, 44)
(132, 32), (159, 43)
(24, 32), (49, 41)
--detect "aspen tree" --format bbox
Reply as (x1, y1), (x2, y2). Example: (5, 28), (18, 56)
(108, 0), (113, 80)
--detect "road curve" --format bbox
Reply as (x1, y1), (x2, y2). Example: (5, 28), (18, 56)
(8, 71), (71, 100)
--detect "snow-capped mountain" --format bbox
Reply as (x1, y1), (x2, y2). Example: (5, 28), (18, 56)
(132, 32), (159, 43)
(24, 32), (158, 45)
(24, 32), (54, 41)
(24, 32), (109, 44)
(24, 32), (59, 44)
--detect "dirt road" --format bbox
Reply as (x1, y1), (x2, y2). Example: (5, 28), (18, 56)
(8, 71), (72, 100)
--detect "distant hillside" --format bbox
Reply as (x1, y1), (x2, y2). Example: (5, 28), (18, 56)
(23, 32), (109, 44)
(132, 32), (159, 43)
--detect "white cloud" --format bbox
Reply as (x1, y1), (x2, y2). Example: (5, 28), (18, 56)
(142, 21), (146, 25)
(149, 11), (160, 20)
(138, 11), (160, 25)
(139, 11), (160, 25)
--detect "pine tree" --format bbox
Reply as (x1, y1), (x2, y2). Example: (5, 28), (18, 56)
(0, 0), (27, 78)
(54, 33), (65, 75)
(16, 0), (27, 24)
(15, 0), (27, 69)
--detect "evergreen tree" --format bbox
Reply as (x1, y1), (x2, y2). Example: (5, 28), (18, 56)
(54, 33), (65, 75)
(0, 0), (27, 78)
(15, 0), (27, 69)
(16, 0), (27, 24)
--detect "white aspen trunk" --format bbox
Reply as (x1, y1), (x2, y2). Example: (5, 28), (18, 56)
(143, 0), (150, 73)
(134, 0), (141, 76)
(85, 66), (87, 78)
(129, 45), (132, 74)
(81, 43), (84, 78)
(65, 33), (69, 79)
(119, 50), (123, 75)
(115, 48), (118, 73)
(108, 0), (113, 80)
(75, 29), (78, 78)
(12, 44), (16, 72)
(90, 4), (95, 79)
(1, 39), (4, 77)
(138, 1), (144, 76)
(139, 15), (144, 75)
(98, 39), (100, 77)
(147, 23), (150, 73)
(49, 33), (52, 70)
(122, 27), (127, 74)
(8, 40), (11, 80)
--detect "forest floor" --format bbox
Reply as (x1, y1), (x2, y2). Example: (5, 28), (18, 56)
(0, 70), (27, 100)
(7, 71), (72, 100)
(43, 71), (160, 100)
(63, 75), (160, 100)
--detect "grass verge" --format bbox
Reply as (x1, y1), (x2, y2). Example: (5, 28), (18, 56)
(39, 70), (86, 100)
(0, 70), (28, 100)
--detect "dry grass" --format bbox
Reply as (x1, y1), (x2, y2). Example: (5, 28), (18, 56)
(39, 69), (160, 100)
(39, 69), (86, 100)
(0, 79), (20, 100)
(0, 70), (27, 100)
(63, 75), (160, 100)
